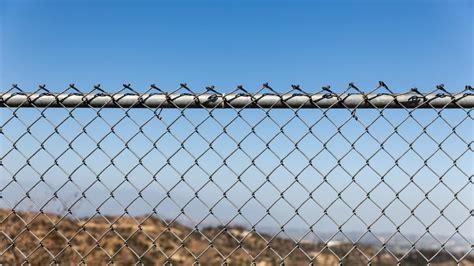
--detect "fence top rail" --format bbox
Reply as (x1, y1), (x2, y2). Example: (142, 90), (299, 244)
(1, 92), (473, 109)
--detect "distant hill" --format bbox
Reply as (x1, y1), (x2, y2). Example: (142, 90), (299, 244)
(0, 209), (472, 265)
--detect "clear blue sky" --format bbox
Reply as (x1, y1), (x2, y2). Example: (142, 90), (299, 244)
(0, 0), (472, 91)
(0, 0), (472, 243)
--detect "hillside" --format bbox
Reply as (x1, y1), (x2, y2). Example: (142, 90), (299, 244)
(0, 209), (471, 265)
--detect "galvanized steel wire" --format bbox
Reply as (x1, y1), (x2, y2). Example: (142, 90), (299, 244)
(0, 83), (472, 265)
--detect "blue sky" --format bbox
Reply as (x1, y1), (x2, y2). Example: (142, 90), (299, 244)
(0, 0), (472, 91)
(0, 0), (473, 245)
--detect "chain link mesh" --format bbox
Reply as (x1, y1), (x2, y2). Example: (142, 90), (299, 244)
(0, 83), (473, 265)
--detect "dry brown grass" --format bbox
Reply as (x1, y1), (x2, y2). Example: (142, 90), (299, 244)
(0, 209), (471, 265)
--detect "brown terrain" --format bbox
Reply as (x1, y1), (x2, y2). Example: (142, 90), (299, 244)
(0, 209), (472, 265)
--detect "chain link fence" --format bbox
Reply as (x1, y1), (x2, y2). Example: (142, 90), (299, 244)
(0, 83), (473, 265)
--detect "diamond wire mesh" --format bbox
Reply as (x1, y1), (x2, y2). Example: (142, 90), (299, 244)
(0, 83), (472, 265)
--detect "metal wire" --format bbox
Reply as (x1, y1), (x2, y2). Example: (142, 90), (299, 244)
(0, 83), (472, 265)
